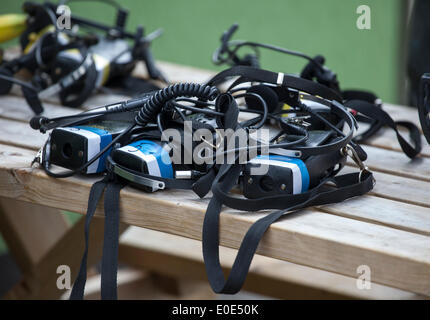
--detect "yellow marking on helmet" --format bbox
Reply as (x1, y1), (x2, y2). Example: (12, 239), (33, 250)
(92, 53), (110, 86)
(0, 14), (27, 43)
(281, 103), (292, 118)
(24, 25), (55, 53)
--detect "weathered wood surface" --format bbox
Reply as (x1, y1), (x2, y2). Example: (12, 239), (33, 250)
(119, 227), (426, 300)
(0, 143), (429, 296)
(0, 198), (69, 271)
(0, 60), (429, 298)
(3, 216), (126, 300)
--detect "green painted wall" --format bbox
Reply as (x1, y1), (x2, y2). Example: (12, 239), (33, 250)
(1, 0), (404, 104)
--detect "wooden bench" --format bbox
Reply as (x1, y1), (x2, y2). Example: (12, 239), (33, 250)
(0, 59), (429, 299)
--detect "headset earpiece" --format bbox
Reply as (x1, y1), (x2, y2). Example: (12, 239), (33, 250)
(240, 54), (260, 68)
(300, 55), (325, 80)
(245, 85), (279, 114)
(300, 55), (339, 91)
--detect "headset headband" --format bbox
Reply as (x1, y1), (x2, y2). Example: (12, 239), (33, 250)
(206, 65), (343, 103)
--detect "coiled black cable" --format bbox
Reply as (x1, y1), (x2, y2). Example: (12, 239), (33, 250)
(135, 83), (219, 126)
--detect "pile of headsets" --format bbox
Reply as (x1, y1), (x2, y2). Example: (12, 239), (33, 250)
(0, 0), (166, 114)
(1, 1), (428, 299)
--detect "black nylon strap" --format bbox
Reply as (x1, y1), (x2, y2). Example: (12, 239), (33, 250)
(353, 115), (384, 143)
(213, 171), (373, 212)
(22, 85), (44, 115)
(101, 180), (126, 300)
(192, 167), (216, 198)
(70, 177), (125, 300)
(342, 89), (379, 103)
(70, 176), (109, 300)
(61, 59), (98, 108)
(202, 161), (374, 294)
(345, 100), (422, 158)
(342, 90), (384, 143)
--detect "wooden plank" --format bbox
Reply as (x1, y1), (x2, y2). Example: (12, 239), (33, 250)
(363, 128), (430, 158)
(76, 269), (216, 300)
(347, 144), (430, 183)
(0, 117), (45, 150)
(0, 198), (69, 272)
(4, 217), (128, 299)
(319, 195), (430, 237)
(0, 95), (80, 123)
(343, 165), (430, 208)
(0, 145), (429, 295)
(119, 227), (426, 300)
(1, 141), (428, 241)
(4, 216), (102, 299)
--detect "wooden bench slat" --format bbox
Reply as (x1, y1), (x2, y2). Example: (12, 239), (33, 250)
(2, 134), (427, 242)
(119, 227), (426, 300)
(319, 195), (430, 237)
(0, 95), (80, 123)
(347, 144), (430, 183)
(343, 165), (430, 208)
(0, 117), (429, 237)
(0, 117), (45, 150)
(0, 144), (429, 296)
(363, 129), (430, 158)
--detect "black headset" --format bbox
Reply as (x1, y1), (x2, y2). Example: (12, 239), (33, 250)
(212, 24), (422, 159)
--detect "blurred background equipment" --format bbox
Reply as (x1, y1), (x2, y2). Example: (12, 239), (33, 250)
(0, 0), (165, 114)
(419, 73), (430, 143)
(407, 0), (430, 107)
(1, 0), (408, 104)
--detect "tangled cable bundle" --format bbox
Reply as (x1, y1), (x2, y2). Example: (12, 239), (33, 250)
(135, 83), (220, 126)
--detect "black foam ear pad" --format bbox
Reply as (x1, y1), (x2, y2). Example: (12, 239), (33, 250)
(245, 85), (279, 114)
(300, 55), (325, 80)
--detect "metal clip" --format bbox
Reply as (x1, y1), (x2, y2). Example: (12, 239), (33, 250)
(31, 147), (44, 167)
(341, 144), (375, 185)
(288, 116), (312, 128)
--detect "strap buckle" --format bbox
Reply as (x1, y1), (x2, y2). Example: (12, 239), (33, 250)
(32, 136), (51, 167)
(341, 144), (375, 185)
(31, 147), (44, 167)
(286, 115), (312, 128)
